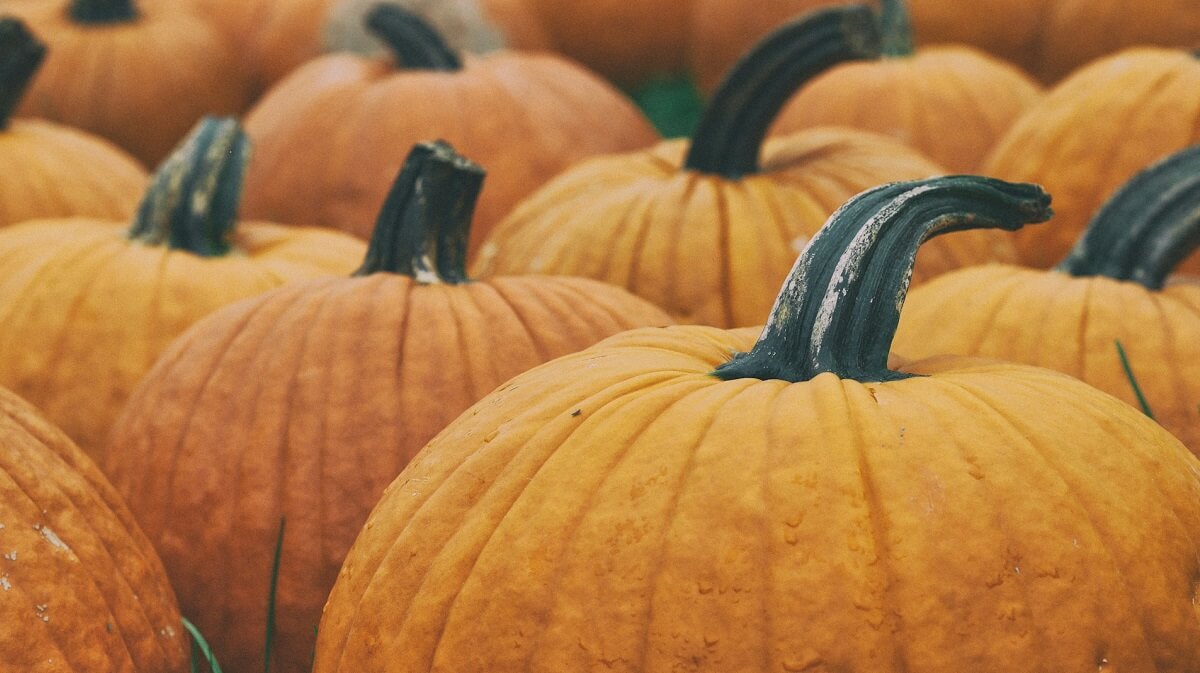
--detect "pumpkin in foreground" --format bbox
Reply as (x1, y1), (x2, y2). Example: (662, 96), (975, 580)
(476, 6), (1017, 328)
(105, 141), (672, 673)
(896, 144), (1200, 455)
(317, 176), (1200, 671)
(0, 118), (364, 459)
(0, 386), (188, 672)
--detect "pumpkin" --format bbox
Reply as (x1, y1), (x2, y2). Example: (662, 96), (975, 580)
(770, 0), (1042, 172)
(0, 17), (146, 228)
(896, 145), (1200, 455)
(3, 0), (252, 166)
(105, 140), (672, 673)
(982, 48), (1200, 270)
(242, 5), (657, 252)
(0, 118), (365, 460)
(475, 6), (1017, 328)
(316, 176), (1200, 672)
(0, 385), (188, 672)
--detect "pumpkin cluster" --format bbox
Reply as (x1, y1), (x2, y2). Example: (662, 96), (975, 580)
(0, 1), (1198, 673)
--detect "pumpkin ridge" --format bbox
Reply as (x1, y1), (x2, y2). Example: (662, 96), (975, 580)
(1143, 291), (1192, 430)
(962, 269), (1040, 359)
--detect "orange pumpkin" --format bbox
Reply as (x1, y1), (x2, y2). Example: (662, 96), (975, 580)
(896, 145), (1200, 454)
(0, 18), (146, 228)
(242, 5), (657, 252)
(0, 385), (188, 672)
(771, 0), (1042, 172)
(4, 0), (252, 166)
(0, 118), (364, 459)
(983, 48), (1200, 270)
(476, 7), (1016, 328)
(316, 176), (1200, 672)
(105, 141), (672, 673)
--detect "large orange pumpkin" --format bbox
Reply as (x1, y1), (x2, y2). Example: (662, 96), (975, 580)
(3, 0), (252, 165)
(771, 0), (1042, 172)
(242, 5), (657, 252)
(896, 145), (1200, 454)
(0, 17), (146, 228)
(476, 7), (1016, 328)
(0, 386), (188, 672)
(105, 141), (672, 673)
(983, 48), (1200, 270)
(316, 176), (1200, 672)
(0, 118), (364, 460)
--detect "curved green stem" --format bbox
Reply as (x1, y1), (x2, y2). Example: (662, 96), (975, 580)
(683, 5), (881, 179)
(366, 5), (462, 71)
(0, 19), (45, 130)
(70, 0), (138, 24)
(879, 0), (915, 57)
(714, 177), (1052, 383)
(128, 117), (249, 257)
(354, 140), (484, 282)
(1056, 145), (1200, 290)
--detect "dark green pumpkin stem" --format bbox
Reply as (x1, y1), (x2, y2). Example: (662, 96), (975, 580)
(355, 140), (484, 282)
(684, 5), (881, 179)
(70, 0), (138, 23)
(0, 19), (45, 130)
(1056, 145), (1200, 290)
(366, 4), (462, 71)
(879, 0), (915, 57)
(127, 117), (249, 257)
(714, 177), (1052, 383)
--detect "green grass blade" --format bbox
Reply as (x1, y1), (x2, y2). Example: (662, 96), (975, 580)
(265, 517), (286, 673)
(183, 617), (223, 673)
(1115, 340), (1155, 419)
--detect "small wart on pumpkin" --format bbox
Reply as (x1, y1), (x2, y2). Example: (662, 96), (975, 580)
(571, 409), (582, 417)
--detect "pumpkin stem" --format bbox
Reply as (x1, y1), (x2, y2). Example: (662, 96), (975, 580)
(714, 177), (1052, 383)
(127, 117), (249, 257)
(366, 4), (463, 71)
(879, 0), (915, 57)
(1056, 145), (1200, 290)
(70, 0), (139, 23)
(355, 140), (485, 282)
(683, 5), (881, 179)
(0, 19), (45, 131)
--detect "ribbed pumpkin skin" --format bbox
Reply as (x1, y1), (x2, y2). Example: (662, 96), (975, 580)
(0, 219), (365, 460)
(0, 119), (146, 228)
(3, 1), (252, 166)
(475, 130), (1016, 327)
(105, 274), (672, 673)
(983, 49), (1200, 271)
(773, 47), (1042, 172)
(242, 52), (657, 251)
(894, 266), (1200, 455)
(315, 325), (1200, 673)
(0, 387), (188, 672)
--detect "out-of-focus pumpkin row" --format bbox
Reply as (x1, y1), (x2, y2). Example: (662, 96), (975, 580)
(0, 1), (1197, 672)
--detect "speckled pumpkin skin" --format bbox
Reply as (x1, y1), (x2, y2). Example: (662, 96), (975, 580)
(772, 47), (1042, 172)
(314, 325), (1200, 672)
(104, 273), (672, 673)
(0, 386), (188, 672)
(983, 49), (1200, 271)
(894, 265), (1200, 456)
(0, 219), (365, 460)
(475, 129), (1017, 328)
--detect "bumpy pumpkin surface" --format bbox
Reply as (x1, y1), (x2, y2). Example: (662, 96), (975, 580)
(242, 6), (657, 251)
(476, 8), (1017, 328)
(0, 119), (363, 460)
(896, 146), (1200, 454)
(983, 48), (1200, 270)
(0, 386), (188, 672)
(316, 177), (1200, 672)
(105, 142), (672, 673)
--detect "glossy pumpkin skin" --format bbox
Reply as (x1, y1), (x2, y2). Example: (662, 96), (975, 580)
(105, 142), (672, 673)
(983, 49), (1200, 270)
(4, 0), (252, 166)
(315, 176), (1200, 672)
(0, 386), (188, 672)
